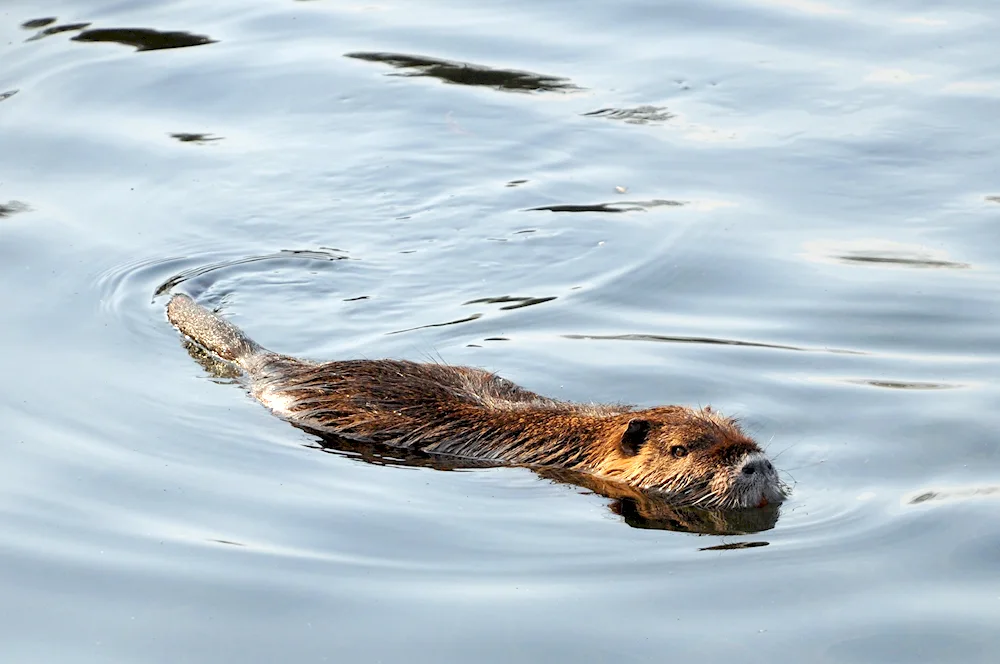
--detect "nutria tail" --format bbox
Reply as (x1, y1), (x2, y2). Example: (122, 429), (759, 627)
(166, 294), (264, 366)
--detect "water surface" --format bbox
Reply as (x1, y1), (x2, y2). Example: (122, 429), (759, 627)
(3, 0), (1000, 661)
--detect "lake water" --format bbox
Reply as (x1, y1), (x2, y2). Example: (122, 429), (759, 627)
(3, 0), (1000, 661)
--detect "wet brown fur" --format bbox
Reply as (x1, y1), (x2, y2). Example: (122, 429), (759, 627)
(166, 294), (783, 508)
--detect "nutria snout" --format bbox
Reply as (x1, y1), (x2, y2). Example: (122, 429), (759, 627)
(166, 293), (786, 509)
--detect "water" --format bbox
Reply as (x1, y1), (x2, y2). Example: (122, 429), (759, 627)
(3, 0), (1000, 661)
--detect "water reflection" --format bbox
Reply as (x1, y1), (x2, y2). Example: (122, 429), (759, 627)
(21, 17), (214, 50)
(20, 17), (58, 29)
(386, 314), (482, 335)
(463, 295), (557, 310)
(843, 379), (959, 390)
(527, 199), (683, 213)
(583, 106), (675, 125)
(836, 255), (970, 269)
(803, 240), (971, 270)
(345, 52), (580, 93)
(699, 541), (769, 551)
(175, 339), (781, 536)
(21, 18), (91, 41)
(0, 201), (29, 218)
(537, 468), (780, 535)
(181, 340), (243, 383)
(564, 332), (865, 355)
(71, 28), (217, 52)
(170, 133), (223, 144)
(908, 486), (1000, 504)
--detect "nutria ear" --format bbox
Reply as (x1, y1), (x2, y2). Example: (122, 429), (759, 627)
(620, 418), (651, 456)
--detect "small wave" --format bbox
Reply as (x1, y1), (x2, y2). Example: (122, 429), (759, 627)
(153, 248), (350, 297)
(97, 248), (351, 341)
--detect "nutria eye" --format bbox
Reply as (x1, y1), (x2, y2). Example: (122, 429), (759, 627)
(670, 445), (688, 459)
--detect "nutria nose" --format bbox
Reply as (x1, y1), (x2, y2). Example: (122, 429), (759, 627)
(741, 458), (772, 476)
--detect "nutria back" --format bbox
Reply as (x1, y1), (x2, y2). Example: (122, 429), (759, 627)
(166, 294), (786, 509)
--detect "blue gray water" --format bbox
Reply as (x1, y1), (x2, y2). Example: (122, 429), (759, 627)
(3, 0), (1000, 661)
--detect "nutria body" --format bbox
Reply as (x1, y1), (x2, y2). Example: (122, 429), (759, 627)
(166, 294), (786, 509)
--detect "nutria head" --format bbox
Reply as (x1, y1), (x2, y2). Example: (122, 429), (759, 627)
(592, 406), (786, 509)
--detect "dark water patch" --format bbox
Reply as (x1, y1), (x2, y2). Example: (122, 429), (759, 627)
(506, 179), (528, 187)
(564, 333), (865, 355)
(483, 337), (509, 342)
(0, 90), (18, 103)
(72, 28), (217, 52)
(699, 541), (769, 551)
(583, 106), (675, 125)
(386, 313), (483, 335)
(154, 249), (350, 297)
(528, 199), (684, 213)
(909, 486), (1000, 505)
(20, 17), (57, 29)
(498, 298), (555, 311)
(838, 255), (970, 269)
(209, 539), (245, 547)
(463, 295), (556, 310)
(345, 52), (580, 93)
(343, 295), (369, 302)
(844, 379), (959, 391)
(804, 240), (970, 270)
(24, 21), (91, 42)
(0, 201), (29, 218)
(985, 196), (1000, 204)
(170, 133), (223, 144)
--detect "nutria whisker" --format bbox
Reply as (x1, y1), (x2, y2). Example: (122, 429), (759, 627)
(780, 460), (823, 472)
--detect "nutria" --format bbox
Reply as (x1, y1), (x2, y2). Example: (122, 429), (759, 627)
(166, 293), (786, 509)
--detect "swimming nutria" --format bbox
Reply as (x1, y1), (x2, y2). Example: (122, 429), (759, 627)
(166, 293), (786, 509)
